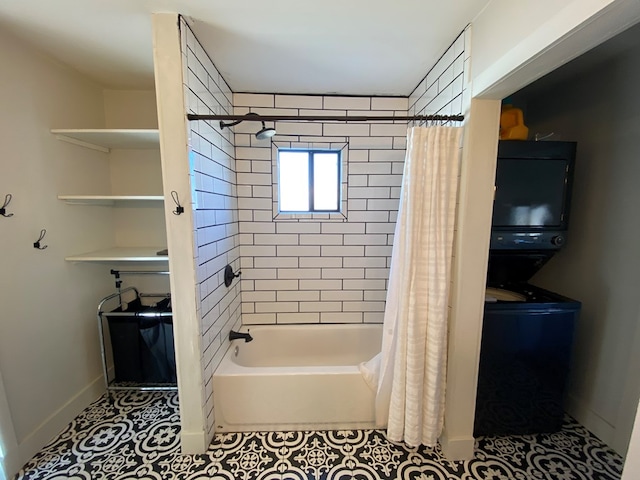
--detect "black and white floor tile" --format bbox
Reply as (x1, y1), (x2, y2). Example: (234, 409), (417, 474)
(15, 392), (624, 480)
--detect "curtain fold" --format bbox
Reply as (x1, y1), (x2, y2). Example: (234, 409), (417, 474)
(360, 125), (462, 447)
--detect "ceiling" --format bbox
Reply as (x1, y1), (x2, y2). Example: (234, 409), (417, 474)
(0, 0), (490, 96)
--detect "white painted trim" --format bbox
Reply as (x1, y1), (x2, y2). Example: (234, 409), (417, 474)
(179, 430), (208, 454)
(3, 375), (104, 479)
(439, 431), (475, 461)
(443, 98), (501, 461)
(152, 13), (207, 454)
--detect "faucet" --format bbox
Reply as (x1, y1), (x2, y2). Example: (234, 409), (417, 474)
(229, 330), (253, 343)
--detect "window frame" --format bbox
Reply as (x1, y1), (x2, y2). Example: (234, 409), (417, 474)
(277, 148), (342, 214)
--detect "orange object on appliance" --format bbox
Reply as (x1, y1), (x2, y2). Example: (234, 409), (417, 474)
(500, 105), (529, 140)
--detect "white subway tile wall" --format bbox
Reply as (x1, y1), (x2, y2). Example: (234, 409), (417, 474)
(408, 28), (470, 120)
(235, 94), (407, 324)
(181, 19), (241, 439)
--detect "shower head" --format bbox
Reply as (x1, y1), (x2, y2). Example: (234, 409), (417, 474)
(219, 113), (276, 140)
(255, 121), (276, 140)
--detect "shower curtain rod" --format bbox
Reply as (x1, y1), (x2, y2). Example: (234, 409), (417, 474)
(186, 113), (464, 123)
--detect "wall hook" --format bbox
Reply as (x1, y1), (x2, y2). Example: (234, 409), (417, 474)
(33, 229), (48, 250)
(224, 264), (242, 287)
(171, 191), (184, 215)
(1, 194), (13, 217)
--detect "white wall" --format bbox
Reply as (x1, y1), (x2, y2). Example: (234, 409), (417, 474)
(0, 28), (115, 477)
(511, 38), (640, 454)
(471, 0), (640, 99)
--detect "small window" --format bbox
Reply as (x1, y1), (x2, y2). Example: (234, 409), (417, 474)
(278, 149), (341, 213)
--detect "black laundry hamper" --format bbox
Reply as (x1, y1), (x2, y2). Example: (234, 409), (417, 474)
(98, 287), (176, 389)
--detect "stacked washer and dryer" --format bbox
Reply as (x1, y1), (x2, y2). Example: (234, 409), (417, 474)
(474, 140), (582, 437)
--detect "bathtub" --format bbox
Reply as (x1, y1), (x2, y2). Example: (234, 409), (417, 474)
(212, 323), (382, 432)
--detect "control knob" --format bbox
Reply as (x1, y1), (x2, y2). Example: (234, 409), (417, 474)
(551, 235), (565, 247)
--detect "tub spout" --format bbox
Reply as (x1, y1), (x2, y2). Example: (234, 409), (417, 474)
(229, 330), (253, 343)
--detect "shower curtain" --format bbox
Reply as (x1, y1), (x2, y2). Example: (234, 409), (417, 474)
(360, 125), (462, 447)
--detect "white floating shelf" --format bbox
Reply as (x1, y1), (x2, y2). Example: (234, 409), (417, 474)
(51, 129), (160, 152)
(58, 195), (164, 205)
(65, 247), (169, 263)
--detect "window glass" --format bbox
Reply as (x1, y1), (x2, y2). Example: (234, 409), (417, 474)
(279, 151), (309, 212)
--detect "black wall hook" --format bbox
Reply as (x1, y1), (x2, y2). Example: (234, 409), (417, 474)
(33, 229), (48, 250)
(224, 264), (241, 287)
(171, 191), (184, 215)
(1, 194), (13, 217)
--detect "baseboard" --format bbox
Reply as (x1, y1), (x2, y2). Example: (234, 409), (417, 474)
(439, 429), (475, 460)
(180, 429), (207, 454)
(4, 375), (105, 478)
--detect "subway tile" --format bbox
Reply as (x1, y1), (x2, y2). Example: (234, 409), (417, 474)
(349, 187), (391, 199)
(321, 290), (363, 301)
(320, 312), (362, 323)
(277, 290), (320, 301)
(236, 147), (272, 161)
(278, 268), (321, 279)
(364, 290), (388, 301)
(371, 97), (409, 111)
(276, 223), (321, 234)
(347, 175), (369, 187)
(370, 123), (409, 138)
(255, 279), (298, 290)
(243, 313), (277, 324)
(254, 234), (298, 245)
(254, 256), (298, 268)
(348, 136), (393, 150)
(275, 121), (324, 136)
(323, 123), (370, 137)
(322, 268), (364, 279)
(299, 234), (343, 245)
(251, 160), (272, 173)
(343, 279), (386, 290)
(365, 245), (393, 257)
(242, 268), (277, 280)
(349, 162), (392, 175)
(365, 268), (391, 279)
(299, 301), (342, 312)
(321, 245), (364, 257)
(240, 245), (276, 257)
(237, 172), (271, 186)
(241, 302), (255, 314)
(299, 257), (342, 268)
(323, 96), (371, 110)
(349, 208), (388, 222)
(277, 312), (320, 324)
(276, 245), (320, 257)
(256, 302), (299, 313)
(321, 223), (365, 234)
(369, 149), (407, 162)
(299, 279), (343, 290)
(365, 223), (396, 234)
(343, 256), (387, 268)
(343, 234), (387, 246)
(234, 93), (274, 107)
(275, 95), (323, 109)
(364, 312), (385, 323)
(348, 199), (368, 211)
(242, 290), (276, 302)
(343, 301), (385, 312)
(348, 150), (369, 162)
(367, 199), (400, 211)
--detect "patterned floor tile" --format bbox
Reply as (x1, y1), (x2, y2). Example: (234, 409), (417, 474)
(13, 392), (624, 480)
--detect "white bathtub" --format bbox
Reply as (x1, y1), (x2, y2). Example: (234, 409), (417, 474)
(212, 323), (382, 432)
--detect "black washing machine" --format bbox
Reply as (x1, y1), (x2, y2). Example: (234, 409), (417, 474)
(474, 252), (581, 437)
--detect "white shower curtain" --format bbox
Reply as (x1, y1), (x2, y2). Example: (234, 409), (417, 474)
(360, 125), (462, 447)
